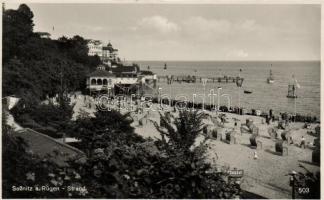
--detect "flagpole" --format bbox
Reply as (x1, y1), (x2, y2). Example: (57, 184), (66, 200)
(238, 69), (241, 114)
(293, 75), (299, 122)
(294, 97), (296, 122)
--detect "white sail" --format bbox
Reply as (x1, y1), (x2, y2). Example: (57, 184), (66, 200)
(295, 79), (301, 88)
(290, 75), (300, 88)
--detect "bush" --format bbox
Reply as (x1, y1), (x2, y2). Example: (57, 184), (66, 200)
(63, 109), (241, 198)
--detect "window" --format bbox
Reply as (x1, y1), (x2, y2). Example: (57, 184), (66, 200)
(97, 79), (103, 85)
(103, 79), (108, 85)
(91, 79), (96, 85)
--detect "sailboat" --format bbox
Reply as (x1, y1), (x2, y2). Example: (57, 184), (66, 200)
(164, 63), (167, 70)
(267, 67), (274, 84)
(287, 75), (300, 98)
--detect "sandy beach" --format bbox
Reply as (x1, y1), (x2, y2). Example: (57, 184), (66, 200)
(71, 94), (320, 199)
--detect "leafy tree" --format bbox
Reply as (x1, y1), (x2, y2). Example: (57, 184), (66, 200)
(2, 121), (87, 198)
(2, 58), (38, 97)
(3, 4), (101, 99)
(3, 4), (34, 62)
(69, 108), (144, 156)
(11, 93), (74, 138)
(66, 109), (240, 198)
(153, 110), (204, 157)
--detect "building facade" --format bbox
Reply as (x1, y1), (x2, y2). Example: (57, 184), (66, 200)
(87, 40), (156, 96)
(87, 40), (119, 65)
(87, 64), (157, 96)
(87, 40), (103, 57)
(102, 42), (119, 64)
(86, 65), (116, 96)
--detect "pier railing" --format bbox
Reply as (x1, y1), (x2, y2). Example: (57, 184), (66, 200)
(157, 75), (243, 84)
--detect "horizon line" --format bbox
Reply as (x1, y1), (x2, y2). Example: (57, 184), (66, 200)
(128, 59), (321, 62)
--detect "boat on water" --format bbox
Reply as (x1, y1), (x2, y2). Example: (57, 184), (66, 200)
(244, 90), (252, 94)
(287, 75), (300, 98)
(267, 68), (274, 84)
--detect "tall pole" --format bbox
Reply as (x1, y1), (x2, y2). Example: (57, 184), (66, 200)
(169, 76), (172, 107)
(238, 88), (241, 113)
(194, 69), (197, 95)
(237, 68), (243, 115)
(294, 97), (297, 122)
(238, 69), (241, 114)
(293, 76), (297, 122)
(217, 87), (222, 112)
(202, 78), (207, 110)
(203, 84), (205, 110)
(292, 177), (295, 199)
(158, 87), (162, 109)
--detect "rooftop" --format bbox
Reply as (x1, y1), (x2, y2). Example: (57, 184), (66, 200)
(111, 65), (139, 74)
(12, 128), (85, 167)
(88, 40), (102, 45)
(88, 69), (116, 77)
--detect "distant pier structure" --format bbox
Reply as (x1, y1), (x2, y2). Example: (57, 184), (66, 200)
(158, 75), (243, 84)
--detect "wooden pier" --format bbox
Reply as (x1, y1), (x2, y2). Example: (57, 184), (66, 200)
(157, 75), (243, 84)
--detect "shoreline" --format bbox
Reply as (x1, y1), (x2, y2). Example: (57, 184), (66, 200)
(89, 93), (320, 124)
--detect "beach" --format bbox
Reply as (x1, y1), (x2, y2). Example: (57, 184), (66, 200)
(71, 94), (320, 199)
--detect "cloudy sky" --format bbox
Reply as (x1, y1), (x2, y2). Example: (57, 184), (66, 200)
(6, 3), (321, 61)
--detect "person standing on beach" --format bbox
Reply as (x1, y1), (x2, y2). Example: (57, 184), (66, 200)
(300, 136), (306, 149)
(254, 151), (258, 159)
(266, 115), (270, 125)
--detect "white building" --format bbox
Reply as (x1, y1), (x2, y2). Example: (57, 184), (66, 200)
(87, 64), (157, 96)
(102, 42), (119, 64)
(86, 64), (116, 95)
(87, 40), (103, 57)
(87, 40), (120, 64)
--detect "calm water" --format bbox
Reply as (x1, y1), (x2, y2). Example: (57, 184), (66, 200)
(136, 61), (321, 118)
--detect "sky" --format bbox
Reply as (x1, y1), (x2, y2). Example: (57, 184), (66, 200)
(6, 3), (321, 61)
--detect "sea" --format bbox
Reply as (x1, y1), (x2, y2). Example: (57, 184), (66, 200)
(135, 61), (321, 119)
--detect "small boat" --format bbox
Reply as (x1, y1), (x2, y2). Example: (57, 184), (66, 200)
(287, 75), (299, 98)
(244, 90), (252, 94)
(267, 68), (275, 84)
(267, 78), (274, 84)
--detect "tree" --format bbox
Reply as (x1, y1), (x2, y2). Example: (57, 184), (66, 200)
(69, 108), (144, 156)
(66, 109), (240, 198)
(2, 125), (87, 198)
(11, 92), (74, 139)
(3, 5), (101, 100)
(3, 4), (34, 61)
(153, 110), (204, 156)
